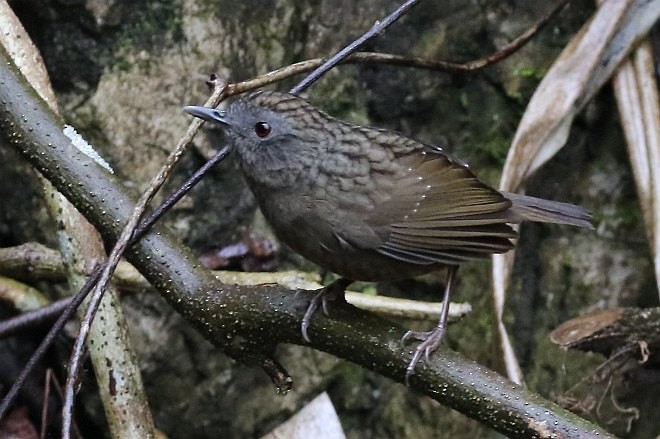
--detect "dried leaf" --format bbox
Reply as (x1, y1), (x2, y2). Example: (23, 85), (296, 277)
(0, 407), (38, 439)
(500, 0), (660, 192)
(0, 1), (57, 110)
(492, 0), (660, 383)
(612, 40), (660, 295)
(199, 233), (280, 271)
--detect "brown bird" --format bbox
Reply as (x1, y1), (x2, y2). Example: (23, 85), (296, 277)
(184, 91), (592, 378)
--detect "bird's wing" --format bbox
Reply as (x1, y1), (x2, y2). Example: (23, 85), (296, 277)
(332, 137), (518, 266)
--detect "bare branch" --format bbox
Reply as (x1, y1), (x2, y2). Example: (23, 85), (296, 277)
(224, 0), (570, 97)
(290, 0), (422, 94)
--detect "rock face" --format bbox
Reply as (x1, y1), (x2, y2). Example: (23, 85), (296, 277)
(4, 0), (655, 437)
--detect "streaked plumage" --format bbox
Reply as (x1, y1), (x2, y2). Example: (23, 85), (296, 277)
(184, 91), (592, 378)
(204, 91), (589, 277)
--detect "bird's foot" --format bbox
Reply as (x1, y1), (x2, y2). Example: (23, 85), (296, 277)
(402, 265), (457, 386)
(300, 278), (351, 343)
(401, 324), (447, 385)
(301, 288), (335, 343)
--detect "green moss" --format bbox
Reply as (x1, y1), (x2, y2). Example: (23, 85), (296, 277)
(330, 363), (371, 410)
(515, 66), (542, 79)
(311, 76), (370, 125)
(112, 0), (184, 72)
(482, 134), (511, 166)
(459, 91), (470, 109)
(598, 199), (643, 228)
(502, 67), (547, 103)
(360, 285), (378, 296)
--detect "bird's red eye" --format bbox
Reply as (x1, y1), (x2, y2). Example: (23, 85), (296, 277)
(254, 122), (272, 138)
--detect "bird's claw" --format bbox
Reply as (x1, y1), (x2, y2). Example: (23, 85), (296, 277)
(300, 288), (335, 343)
(321, 297), (331, 316)
(300, 278), (351, 343)
(402, 325), (447, 385)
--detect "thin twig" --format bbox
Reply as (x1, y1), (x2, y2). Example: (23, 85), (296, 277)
(466, 0), (570, 71)
(224, 0), (568, 97)
(40, 369), (52, 439)
(290, 0), (422, 94)
(0, 125), (230, 421)
(60, 79), (229, 438)
(45, 180), (157, 437)
(137, 145), (231, 235)
(0, 139), (226, 340)
(0, 265), (100, 420)
(0, 297), (70, 338)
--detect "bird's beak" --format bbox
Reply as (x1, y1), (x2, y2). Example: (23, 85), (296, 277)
(183, 106), (230, 127)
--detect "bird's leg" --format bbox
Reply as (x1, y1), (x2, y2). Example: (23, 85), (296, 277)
(402, 265), (458, 382)
(301, 277), (353, 343)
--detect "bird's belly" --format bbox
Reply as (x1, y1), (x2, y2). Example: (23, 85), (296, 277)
(312, 246), (438, 282)
(256, 193), (438, 282)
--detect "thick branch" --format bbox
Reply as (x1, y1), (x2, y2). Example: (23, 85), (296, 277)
(0, 45), (612, 438)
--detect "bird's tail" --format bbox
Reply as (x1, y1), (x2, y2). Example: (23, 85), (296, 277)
(503, 192), (594, 229)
